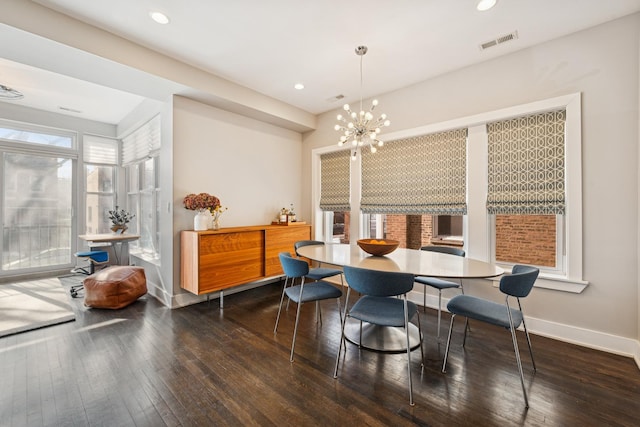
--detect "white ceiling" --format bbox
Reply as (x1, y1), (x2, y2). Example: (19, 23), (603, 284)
(1, 0), (640, 125)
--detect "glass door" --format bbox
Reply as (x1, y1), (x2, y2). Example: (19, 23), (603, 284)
(2, 152), (74, 274)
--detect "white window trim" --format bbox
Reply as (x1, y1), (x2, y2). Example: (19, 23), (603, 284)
(311, 93), (586, 293)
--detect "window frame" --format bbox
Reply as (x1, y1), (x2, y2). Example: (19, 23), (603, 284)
(126, 155), (160, 260)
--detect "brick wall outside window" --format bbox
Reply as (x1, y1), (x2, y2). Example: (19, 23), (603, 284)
(495, 215), (556, 267)
(384, 215), (434, 249)
(358, 213), (555, 267)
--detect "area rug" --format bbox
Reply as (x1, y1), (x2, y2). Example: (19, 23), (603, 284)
(0, 277), (76, 338)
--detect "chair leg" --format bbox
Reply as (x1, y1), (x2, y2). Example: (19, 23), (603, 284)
(274, 277), (289, 333)
(316, 300), (322, 325)
(437, 290), (442, 339)
(460, 283), (471, 333)
(509, 323), (529, 408)
(415, 311), (425, 368)
(442, 313), (456, 373)
(423, 286), (427, 313)
(462, 318), (470, 347)
(289, 282), (306, 362)
(403, 297), (414, 406)
(518, 299), (536, 372)
(507, 300), (529, 408)
(334, 289), (351, 378)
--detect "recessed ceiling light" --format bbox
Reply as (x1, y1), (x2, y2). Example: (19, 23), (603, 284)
(294, 83), (305, 90)
(149, 11), (170, 24)
(477, 0), (497, 11)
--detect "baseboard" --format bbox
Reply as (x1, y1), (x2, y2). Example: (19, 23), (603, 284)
(144, 279), (174, 307)
(409, 289), (640, 370)
(169, 277), (283, 309)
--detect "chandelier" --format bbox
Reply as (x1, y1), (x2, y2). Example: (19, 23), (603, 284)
(334, 46), (390, 160)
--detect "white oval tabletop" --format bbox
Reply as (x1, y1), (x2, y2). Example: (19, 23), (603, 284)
(296, 243), (503, 279)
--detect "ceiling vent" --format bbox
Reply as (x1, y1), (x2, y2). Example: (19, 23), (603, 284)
(479, 31), (518, 51)
(326, 94), (345, 103)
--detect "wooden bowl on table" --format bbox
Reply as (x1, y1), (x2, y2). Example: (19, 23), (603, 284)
(357, 239), (400, 256)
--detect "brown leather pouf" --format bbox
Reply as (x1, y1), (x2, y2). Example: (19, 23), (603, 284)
(83, 266), (147, 309)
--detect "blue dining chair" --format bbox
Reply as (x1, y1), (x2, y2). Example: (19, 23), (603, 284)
(441, 264), (539, 408)
(334, 266), (424, 406)
(274, 252), (343, 362)
(414, 245), (465, 339)
(294, 240), (344, 287)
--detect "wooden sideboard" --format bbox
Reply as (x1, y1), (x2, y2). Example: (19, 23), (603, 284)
(180, 224), (311, 295)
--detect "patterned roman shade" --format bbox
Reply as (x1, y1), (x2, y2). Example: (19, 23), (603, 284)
(361, 129), (467, 214)
(486, 110), (566, 215)
(319, 150), (351, 211)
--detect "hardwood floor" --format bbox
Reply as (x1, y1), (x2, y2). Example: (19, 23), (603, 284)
(1, 279), (639, 426)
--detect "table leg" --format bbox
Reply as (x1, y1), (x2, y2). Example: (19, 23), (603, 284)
(344, 318), (422, 353)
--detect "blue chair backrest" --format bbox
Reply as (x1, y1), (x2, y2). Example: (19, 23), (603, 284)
(420, 245), (465, 257)
(499, 265), (539, 298)
(279, 252), (309, 278)
(294, 240), (325, 251)
(343, 266), (415, 297)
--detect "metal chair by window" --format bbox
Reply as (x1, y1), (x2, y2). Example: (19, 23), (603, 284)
(442, 265), (539, 408)
(415, 245), (465, 338)
(70, 250), (109, 297)
(334, 266), (425, 406)
(294, 240), (344, 288)
(274, 252), (343, 362)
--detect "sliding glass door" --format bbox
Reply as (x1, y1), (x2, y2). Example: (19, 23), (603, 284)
(1, 152), (74, 273)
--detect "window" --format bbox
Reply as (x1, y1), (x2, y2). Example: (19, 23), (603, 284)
(313, 93), (584, 292)
(1, 119), (76, 275)
(486, 109), (566, 274)
(83, 135), (118, 234)
(364, 214), (462, 250)
(0, 124), (73, 148)
(123, 116), (161, 259)
(320, 150), (351, 244)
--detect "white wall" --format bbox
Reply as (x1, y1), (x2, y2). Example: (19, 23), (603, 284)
(303, 14), (640, 357)
(171, 96), (303, 305)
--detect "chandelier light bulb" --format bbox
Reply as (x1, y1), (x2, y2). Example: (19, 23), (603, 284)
(343, 104), (350, 111)
(384, 120), (391, 127)
(370, 146), (377, 153)
(372, 99), (378, 106)
(365, 112), (373, 120)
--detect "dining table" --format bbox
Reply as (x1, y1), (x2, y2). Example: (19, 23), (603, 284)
(296, 243), (504, 352)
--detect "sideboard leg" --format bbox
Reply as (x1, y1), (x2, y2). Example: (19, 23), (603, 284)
(219, 290), (224, 310)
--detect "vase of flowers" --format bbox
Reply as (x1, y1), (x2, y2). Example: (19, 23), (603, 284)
(209, 205), (228, 230)
(108, 206), (135, 234)
(183, 193), (225, 231)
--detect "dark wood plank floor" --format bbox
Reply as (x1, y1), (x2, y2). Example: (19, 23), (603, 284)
(1, 278), (639, 427)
